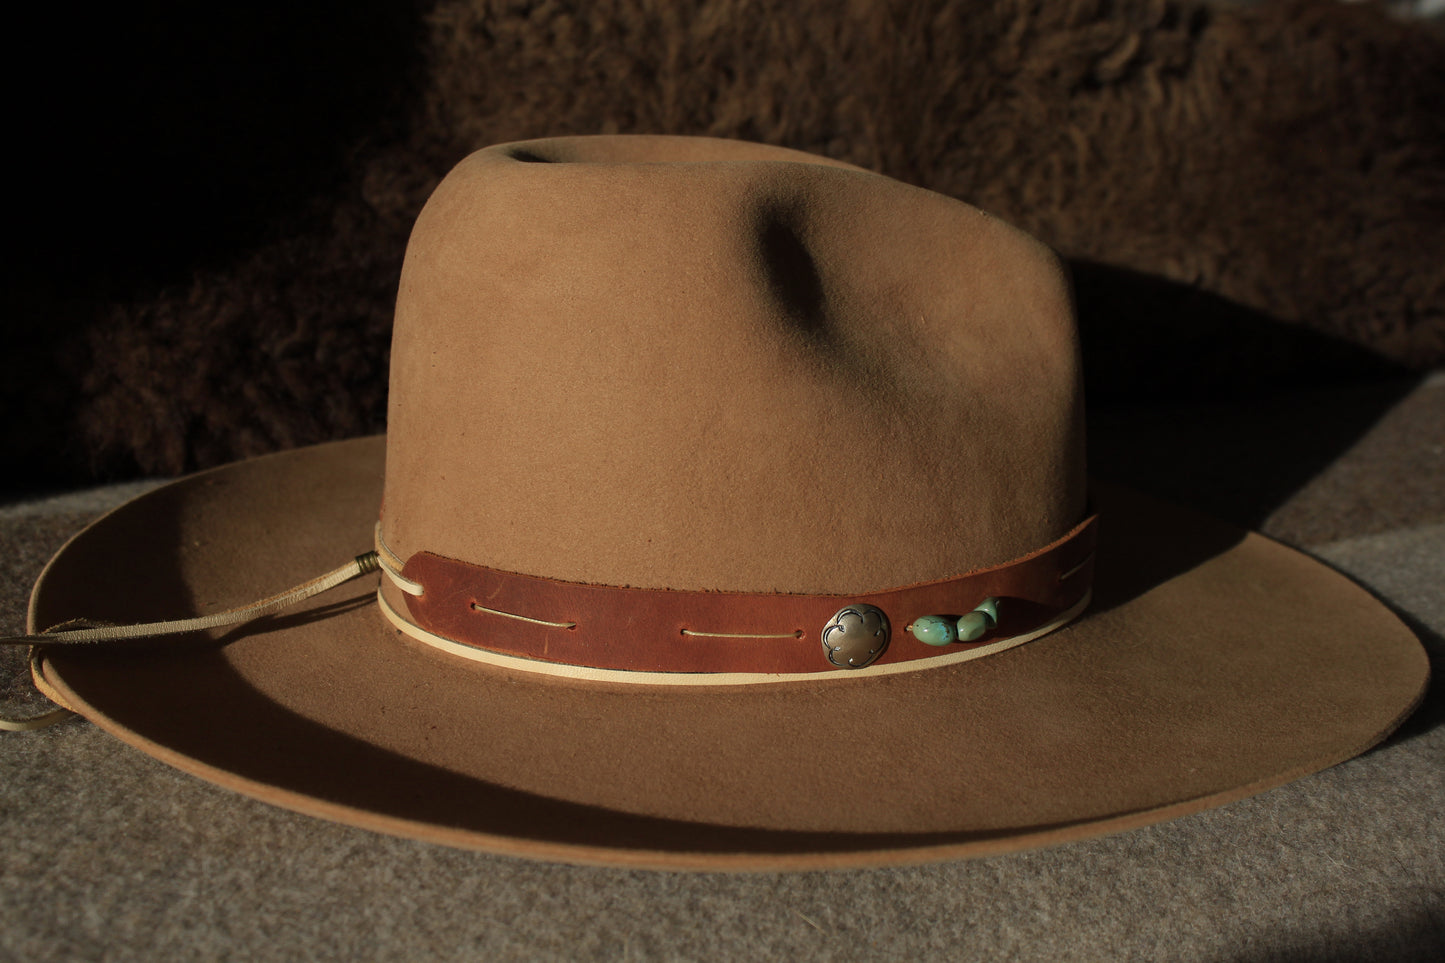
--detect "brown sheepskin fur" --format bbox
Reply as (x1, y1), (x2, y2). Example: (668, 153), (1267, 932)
(5, 0), (1443, 486)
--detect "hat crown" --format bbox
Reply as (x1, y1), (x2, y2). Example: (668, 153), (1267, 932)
(381, 136), (1085, 594)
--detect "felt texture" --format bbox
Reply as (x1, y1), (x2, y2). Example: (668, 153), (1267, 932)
(6, 0), (1443, 488)
(2, 375), (1441, 958)
(383, 138), (1083, 593)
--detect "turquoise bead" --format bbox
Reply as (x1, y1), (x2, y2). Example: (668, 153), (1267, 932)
(955, 611), (990, 641)
(956, 598), (1000, 641)
(975, 597), (999, 626)
(910, 615), (958, 646)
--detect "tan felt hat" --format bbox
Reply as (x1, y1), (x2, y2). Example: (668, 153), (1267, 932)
(14, 136), (1429, 870)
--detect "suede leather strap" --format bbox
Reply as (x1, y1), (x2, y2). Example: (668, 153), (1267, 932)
(390, 515), (1097, 675)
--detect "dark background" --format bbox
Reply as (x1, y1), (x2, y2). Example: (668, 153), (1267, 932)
(4, 0), (1442, 494)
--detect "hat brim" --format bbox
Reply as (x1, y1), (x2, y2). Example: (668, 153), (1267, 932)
(29, 436), (1427, 870)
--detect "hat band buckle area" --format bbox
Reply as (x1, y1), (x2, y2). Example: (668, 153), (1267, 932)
(373, 515), (1098, 685)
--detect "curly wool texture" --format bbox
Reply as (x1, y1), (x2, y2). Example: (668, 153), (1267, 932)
(65, 0), (1445, 479)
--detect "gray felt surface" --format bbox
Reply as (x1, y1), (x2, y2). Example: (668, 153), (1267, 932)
(2, 378), (1442, 961)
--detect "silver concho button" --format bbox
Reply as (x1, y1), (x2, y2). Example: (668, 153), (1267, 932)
(821, 604), (890, 669)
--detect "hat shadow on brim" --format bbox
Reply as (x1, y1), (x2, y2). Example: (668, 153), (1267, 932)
(25, 446), (1242, 868)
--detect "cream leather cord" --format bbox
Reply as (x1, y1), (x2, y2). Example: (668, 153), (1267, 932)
(0, 551), (380, 731)
(0, 647), (76, 731)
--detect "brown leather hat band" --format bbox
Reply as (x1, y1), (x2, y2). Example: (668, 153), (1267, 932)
(383, 514), (1097, 678)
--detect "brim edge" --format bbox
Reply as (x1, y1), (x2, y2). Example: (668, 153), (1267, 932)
(34, 645), (1429, 873)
